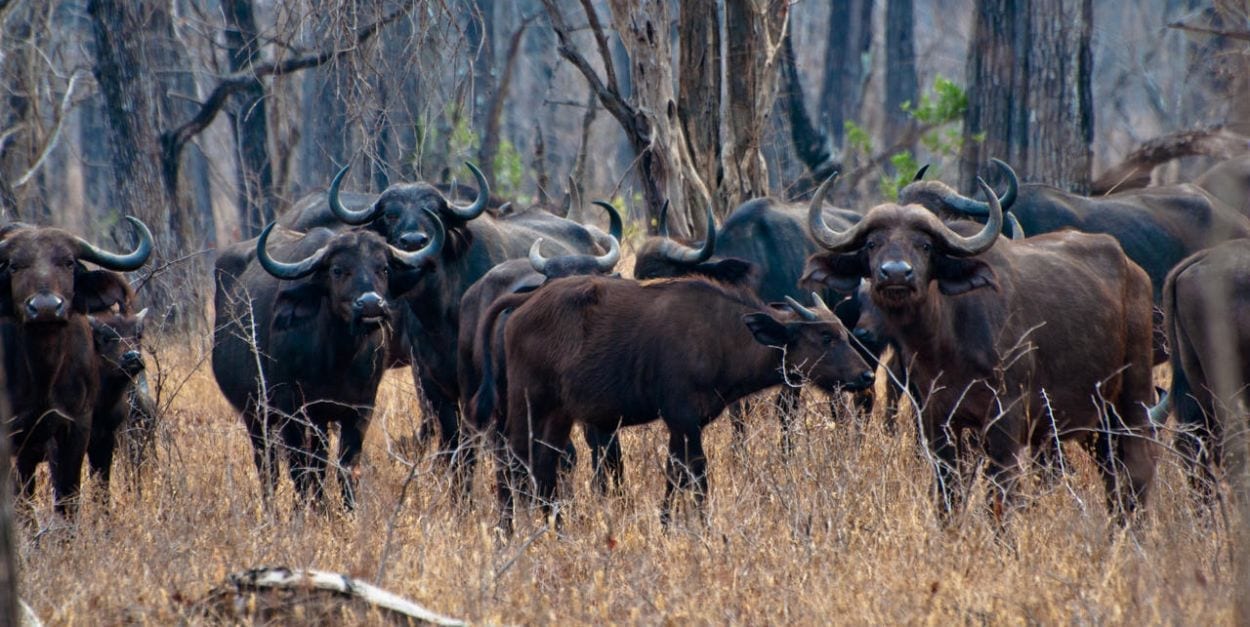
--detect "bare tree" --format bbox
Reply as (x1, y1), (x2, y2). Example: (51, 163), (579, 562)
(820, 0), (873, 147)
(883, 0), (917, 146)
(678, 0), (722, 218)
(223, 0), (277, 238)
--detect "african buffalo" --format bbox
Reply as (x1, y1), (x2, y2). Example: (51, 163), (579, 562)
(633, 196), (891, 449)
(88, 307), (155, 499)
(456, 202), (623, 490)
(279, 178), (510, 234)
(803, 175), (1157, 522)
(317, 163), (611, 492)
(211, 218), (440, 509)
(482, 274), (874, 530)
(0, 218), (153, 517)
(1158, 239), (1250, 502)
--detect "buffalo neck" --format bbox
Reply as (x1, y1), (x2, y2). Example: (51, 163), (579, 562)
(12, 318), (92, 398)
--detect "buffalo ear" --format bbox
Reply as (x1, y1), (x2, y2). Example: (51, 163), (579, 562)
(800, 253), (866, 295)
(273, 283), (325, 331)
(934, 256), (997, 295)
(699, 258), (757, 286)
(743, 312), (793, 347)
(74, 270), (134, 314)
(508, 273), (546, 295)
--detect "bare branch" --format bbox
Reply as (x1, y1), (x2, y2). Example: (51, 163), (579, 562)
(1168, 20), (1250, 42)
(577, 0), (619, 95)
(1090, 126), (1250, 195)
(839, 121), (941, 194)
(540, 0), (635, 132)
(13, 70), (91, 188)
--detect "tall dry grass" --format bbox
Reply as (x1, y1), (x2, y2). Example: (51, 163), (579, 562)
(13, 340), (1237, 625)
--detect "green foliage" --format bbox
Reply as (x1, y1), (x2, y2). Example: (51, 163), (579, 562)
(493, 140), (523, 198)
(879, 151), (921, 200)
(899, 75), (967, 125)
(844, 121), (874, 155)
(447, 104), (479, 158)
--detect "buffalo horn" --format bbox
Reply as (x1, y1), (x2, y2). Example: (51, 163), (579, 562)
(808, 172), (873, 252)
(257, 223), (327, 280)
(328, 164), (381, 225)
(446, 162), (489, 220)
(528, 238), (550, 275)
(913, 164), (930, 182)
(387, 208), (445, 267)
(939, 158), (1019, 216)
(655, 203), (716, 264)
(930, 177), (1003, 256)
(76, 216), (153, 271)
(783, 295), (820, 321)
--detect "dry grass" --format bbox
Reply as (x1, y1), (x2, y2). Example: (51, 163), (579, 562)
(14, 342), (1238, 625)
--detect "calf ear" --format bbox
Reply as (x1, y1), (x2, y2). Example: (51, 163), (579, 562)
(934, 256), (997, 295)
(74, 270), (135, 313)
(273, 283), (325, 331)
(743, 312), (793, 347)
(800, 253), (866, 295)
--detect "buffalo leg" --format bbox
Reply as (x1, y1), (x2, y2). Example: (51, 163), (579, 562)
(983, 418), (1025, 522)
(661, 423), (708, 528)
(421, 376), (473, 497)
(727, 399), (750, 452)
(283, 418), (318, 508)
(337, 417), (367, 511)
(586, 425), (623, 495)
(924, 417), (963, 520)
(87, 422), (117, 504)
(14, 440), (41, 524)
(533, 414), (575, 528)
(49, 426), (89, 519)
(1173, 371), (1220, 504)
(1098, 411), (1156, 524)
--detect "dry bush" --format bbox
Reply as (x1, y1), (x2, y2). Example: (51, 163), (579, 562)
(12, 344), (1236, 624)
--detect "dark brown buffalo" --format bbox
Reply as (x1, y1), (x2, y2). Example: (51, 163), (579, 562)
(803, 175), (1157, 521)
(0, 218), (153, 517)
(456, 203), (623, 490)
(88, 307), (157, 498)
(483, 275), (874, 530)
(211, 220), (440, 510)
(1158, 239), (1250, 502)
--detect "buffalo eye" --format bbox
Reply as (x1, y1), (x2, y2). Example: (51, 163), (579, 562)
(921, 242), (932, 253)
(821, 331), (836, 346)
(377, 265), (389, 276)
(865, 241), (877, 250)
(386, 212), (399, 224)
(332, 267), (346, 278)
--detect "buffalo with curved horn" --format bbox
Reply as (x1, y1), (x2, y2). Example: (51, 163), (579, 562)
(802, 173), (1158, 524)
(211, 211), (443, 510)
(1, 218), (153, 517)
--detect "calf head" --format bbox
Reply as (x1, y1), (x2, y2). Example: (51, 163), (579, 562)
(91, 308), (149, 380)
(327, 162), (488, 253)
(802, 174), (1003, 316)
(257, 211), (445, 332)
(743, 293), (876, 392)
(0, 218), (151, 325)
(633, 202), (758, 287)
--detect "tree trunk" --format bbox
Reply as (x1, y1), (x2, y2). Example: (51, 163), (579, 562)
(961, 0), (1092, 194)
(883, 0), (916, 146)
(87, 0), (188, 319)
(719, 0), (788, 212)
(820, 0), (872, 146)
(223, 0), (276, 239)
(677, 0), (721, 221)
(1024, 0), (1093, 194)
(297, 3), (354, 196)
(606, 0), (707, 236)
(467, 0), (496, 180)
(0, 1), (49, 222)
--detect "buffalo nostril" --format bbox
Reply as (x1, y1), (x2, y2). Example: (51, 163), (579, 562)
(860, 371), (876, 384)
(879, 260), (914, 281)
(399, 232), (429, 251)
(122, 351), (142, 363)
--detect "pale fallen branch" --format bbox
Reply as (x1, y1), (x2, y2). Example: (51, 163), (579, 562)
(199, 567), (465, 626)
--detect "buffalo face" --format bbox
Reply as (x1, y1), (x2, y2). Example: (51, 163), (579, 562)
(744, 293), (876, 392)
(0, 218), (152, 325)
(91, 308), (148, 379)
(327, 162), (489, 251)
(257, 211), (445, 333)
(802, 175), (1004, 315)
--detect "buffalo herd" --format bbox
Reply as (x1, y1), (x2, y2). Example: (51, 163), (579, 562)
(3, 153), (1250, 533)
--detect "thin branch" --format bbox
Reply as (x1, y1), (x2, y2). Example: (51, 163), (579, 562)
(540, 0), (635, 132)
(577, 0), (619, 95)
(840, 121), (940, 193)
(159, 1), (413, 167)
(14, 70), (91, 188)
(1168, 20), (1250, 42)
(1090, 126), (1250, 195)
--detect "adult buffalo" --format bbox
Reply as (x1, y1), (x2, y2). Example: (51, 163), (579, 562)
(633, 197), (893, 449)
(1157, 239), (1250, 503)
(211, 217), (440, 510)
(316, 163), (611, 490)
(279, 178), (510, 234)
(803, 175), (1157, 522)
(900, 159), (1250, 302)
(484, 274), (874, 530)
(0, 218), (153, 517)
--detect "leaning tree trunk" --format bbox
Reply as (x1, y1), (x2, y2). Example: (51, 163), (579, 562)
(223, 0), (277, 239)
(719, 0), (788, 212)
(883, 0), (917, 147)
(678, 0), (722, 223)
